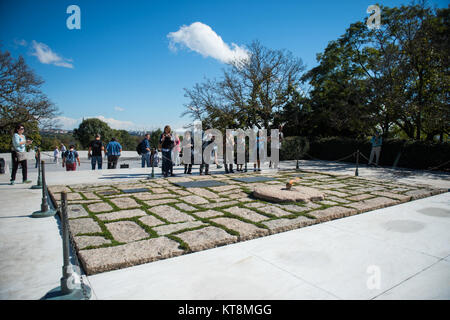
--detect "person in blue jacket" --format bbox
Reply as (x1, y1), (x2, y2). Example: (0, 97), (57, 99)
(106, 137), (122, 169)
(368, 131), (382, 166)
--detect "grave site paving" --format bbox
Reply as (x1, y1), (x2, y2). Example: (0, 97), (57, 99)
(47, 170), (447, 275)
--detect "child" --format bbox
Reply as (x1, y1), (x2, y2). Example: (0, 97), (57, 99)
(62, 145), (81, 171)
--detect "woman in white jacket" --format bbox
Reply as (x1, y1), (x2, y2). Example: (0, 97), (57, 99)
(10, 124), (33, 185)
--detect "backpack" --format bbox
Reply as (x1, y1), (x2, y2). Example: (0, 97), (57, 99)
(137, 140), (146, 155)
(65, 150), (76, 164)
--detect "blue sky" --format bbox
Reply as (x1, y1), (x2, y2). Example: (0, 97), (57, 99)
(1, 0), (448, 132)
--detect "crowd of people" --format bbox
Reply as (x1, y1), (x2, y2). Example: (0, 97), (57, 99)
(10, 123), (395, 184)
(9, 123), (385, 184)
(8, 123), (289, 183)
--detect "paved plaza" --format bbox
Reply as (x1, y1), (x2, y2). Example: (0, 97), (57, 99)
(1, 160), (449, 299)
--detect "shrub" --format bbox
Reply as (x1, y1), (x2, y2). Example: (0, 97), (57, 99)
(280, 136), (310, 161)
(304, 137), (450, 171)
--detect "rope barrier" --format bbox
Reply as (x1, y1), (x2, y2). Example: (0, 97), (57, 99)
(304, 152), (356, 163)
(426, 159), (450, 171)
(358, 151), (383, 168)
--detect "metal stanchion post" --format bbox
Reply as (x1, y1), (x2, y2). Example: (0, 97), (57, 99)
(42, 192), (92, 300)
(31, 147), (42, 189)
(296, 159), (299, 170)
(355, 150), (359, 177)
(32, 160), (56, 218)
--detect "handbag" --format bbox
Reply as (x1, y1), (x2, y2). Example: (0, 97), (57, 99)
(16, 152), (27, 162)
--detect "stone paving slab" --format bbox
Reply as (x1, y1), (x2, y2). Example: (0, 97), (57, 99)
(256, 205), (295, 217)
(262, 216), (317, 234)
(153, 221), (206, 236)
(87, 202), (114, 213)
(96, 209), (148, 221)
(192, 210), (224, 219)
(138, 215), (165, 227)
(109, 197), (140, 209)
(47, 170), (447, 275)
(69, 218), (102, 235)
(309, 206), (358, 222)
(67, 205), (90, 219)
(149, 205), (196, 223)
(199, 200), (239, 209)
(211, 217), (269, 240)
(143, 198), (179, 206)
(223, 206), (269, 222)
(176, 226), (238, 251)
(78, 237), (184, 275)
(105, 221), (149, 243)
(74, 236), (112, 250)
(346, 197), (401, 213)
(180, 195), (210, 205)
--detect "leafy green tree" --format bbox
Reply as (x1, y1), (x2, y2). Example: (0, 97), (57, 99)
(73, 118), (113, 148)
(302, 3), (449, 141)
(111, 129), (139, 151)
(0, 49), (59, 152)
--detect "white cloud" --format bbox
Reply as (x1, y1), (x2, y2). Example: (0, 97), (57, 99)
(167, 22), (249, 64)
(55, 116), (81, 130)
(56, 115), (141, 131)
(114, 106), (125, 112)
(31, 40), (74, 68)
(95, 116), (135, 130)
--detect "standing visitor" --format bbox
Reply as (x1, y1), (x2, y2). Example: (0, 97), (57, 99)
(10, 124), (32, 185)
(210, 135), (222, 169)
(160, 125), (174, 177)
(34, 145), (40, 168)
(199, 132), (213, 175)
(62, 145), (81, 171)
(60, 143), (67, 162)
(53, 146), (59, 164)
(223, 131), (234, 174)
(172, 132), (181, 167)
(140, 133), (152, 167)
(88, 134), (105, 170)
(236, 134), (245, 172)
(368, 131), (382, 166)
(106, 137), (122, 169)
(254, 131), (265, 172)
(269, 125), (284, 169)
(183, 131), (194, 174)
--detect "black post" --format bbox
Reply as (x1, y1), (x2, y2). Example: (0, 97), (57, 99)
(41, 191), (92, 299)
(32, 160), (56, 217)
(60, 192), (72, 294)
(355, 150), (359, 177)
(31, 148), (42, 189)
(41, 160), (48, 212)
